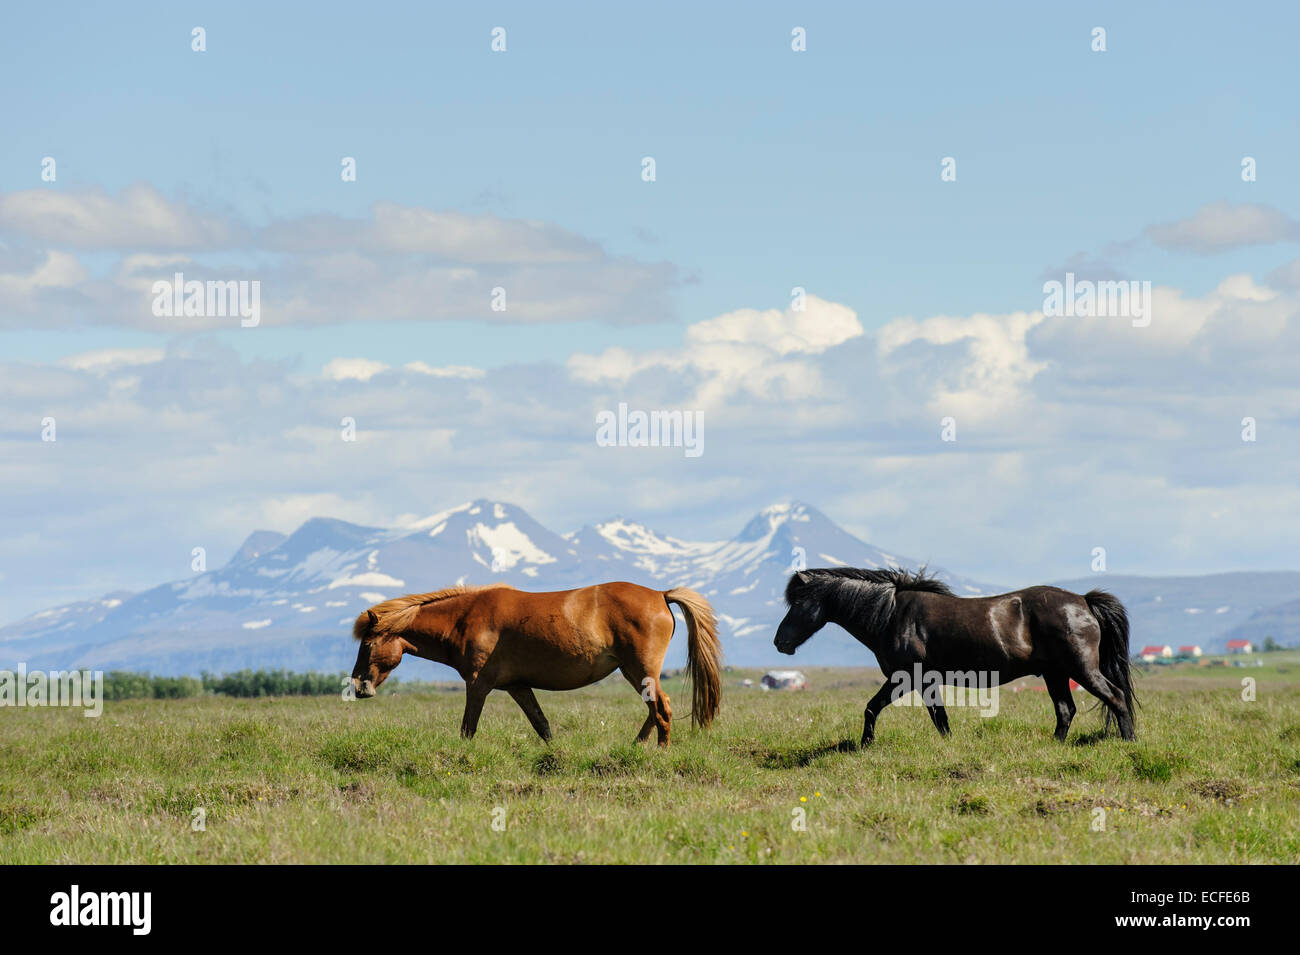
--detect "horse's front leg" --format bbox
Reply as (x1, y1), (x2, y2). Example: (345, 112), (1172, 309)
(460, 681), (491, 739)
(860, 680), (897, 747)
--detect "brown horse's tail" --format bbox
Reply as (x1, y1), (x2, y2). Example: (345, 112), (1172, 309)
(664, 588), (722, 729)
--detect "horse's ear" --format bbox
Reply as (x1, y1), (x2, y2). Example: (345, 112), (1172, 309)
(795, 572), (810, 585)
(367, 610), (378, 626)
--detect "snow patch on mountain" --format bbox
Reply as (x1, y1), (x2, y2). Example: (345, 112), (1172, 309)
(467, 522), (556, 569)
(328, 572), (405, 590)
(408, 502), (475, 533)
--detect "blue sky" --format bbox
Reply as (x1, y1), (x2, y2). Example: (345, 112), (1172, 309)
(5, 1), (1297, 367)
(2, 1), (1300, 621)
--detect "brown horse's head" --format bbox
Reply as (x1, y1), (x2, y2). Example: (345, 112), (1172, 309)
(349, 585), (492, 697)
(350, 610), (405, 698)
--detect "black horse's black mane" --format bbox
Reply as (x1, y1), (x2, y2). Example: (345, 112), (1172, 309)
(785, 567), (953, 633)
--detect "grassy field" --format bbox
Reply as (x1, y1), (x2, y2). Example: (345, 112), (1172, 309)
(2, 656), (1299, 864)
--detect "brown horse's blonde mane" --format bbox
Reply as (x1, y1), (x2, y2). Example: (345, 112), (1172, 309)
(354, 583), (512, 640)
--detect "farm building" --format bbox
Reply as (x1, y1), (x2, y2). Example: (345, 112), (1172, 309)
(1177, 645), (1203, 658)
(1226, 639), (1253, 654)
(1139, 645), (1173, 662)
(761, 670), (809, 691)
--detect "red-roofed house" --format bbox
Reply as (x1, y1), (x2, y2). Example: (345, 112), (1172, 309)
(1140, 645), (1172, 662)
(1177, 645), (1202, 658)
(1226, 639), (1253, 654)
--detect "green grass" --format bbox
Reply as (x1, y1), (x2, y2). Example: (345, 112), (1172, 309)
(1, 663), (1298, 863)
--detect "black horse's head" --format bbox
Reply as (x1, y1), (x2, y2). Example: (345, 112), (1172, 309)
(775, 567), (952, 655)
(774, 571), (829, 654)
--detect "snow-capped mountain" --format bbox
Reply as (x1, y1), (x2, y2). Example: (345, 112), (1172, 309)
(4, 500), (1296, 676)
(569, 503), (989, 643)
(0, 500), (996, 673)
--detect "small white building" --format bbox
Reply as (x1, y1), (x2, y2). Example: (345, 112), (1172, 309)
(1226, 639), (1253, 654)
(1139, 645), (1172, 663)
(761, 670), (809, 691)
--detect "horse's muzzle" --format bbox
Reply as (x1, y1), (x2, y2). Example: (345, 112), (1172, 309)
(353, 677), (376, 698)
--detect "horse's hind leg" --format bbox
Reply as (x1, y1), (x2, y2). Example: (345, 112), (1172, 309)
(653, 685), (672, 746)
(507, 687), (553, 742)
(1072, 666), (1135, 741)
(621, 662), (671, 747)
(1044, 672), (1076, 742)
(925, 702), (952, 737)
(618, 611), (675, 747)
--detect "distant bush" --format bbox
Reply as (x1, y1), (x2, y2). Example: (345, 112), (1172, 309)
(103, 671), (204, 700)
(101, 670), (345, 700)
(201, 669), (345, 698)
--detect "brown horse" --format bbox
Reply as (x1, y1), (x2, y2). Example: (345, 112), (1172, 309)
(350, 581), (722, 746)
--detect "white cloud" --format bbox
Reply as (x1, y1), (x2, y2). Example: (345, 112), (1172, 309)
(567, 294), (864, 405)
(877, 310), (1045, 418)
(322, 358), (389, 382)
(403, 362), (485, 379)
(0, 186), (678, 329)
(685, 298), (863, 354)
(255, 494), (383, 532)
(0, 250), (88, 300)
(3, 272), (1300, 625)
(322, 358), (486, 381)
(58, 348), (165, 371)
(1145, 201), (1300, 254)
(366, 203), (601, 264)
(0, 184), (245, 249)
(1029, 273), (1295, 384)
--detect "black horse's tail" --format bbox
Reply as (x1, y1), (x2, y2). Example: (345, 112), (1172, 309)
(1084, 589), (1138, 734)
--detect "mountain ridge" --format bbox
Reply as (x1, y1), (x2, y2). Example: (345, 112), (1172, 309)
(2, 501), (1297, 674)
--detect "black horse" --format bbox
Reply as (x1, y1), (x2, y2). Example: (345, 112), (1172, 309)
(774, 568), (1137, 745)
